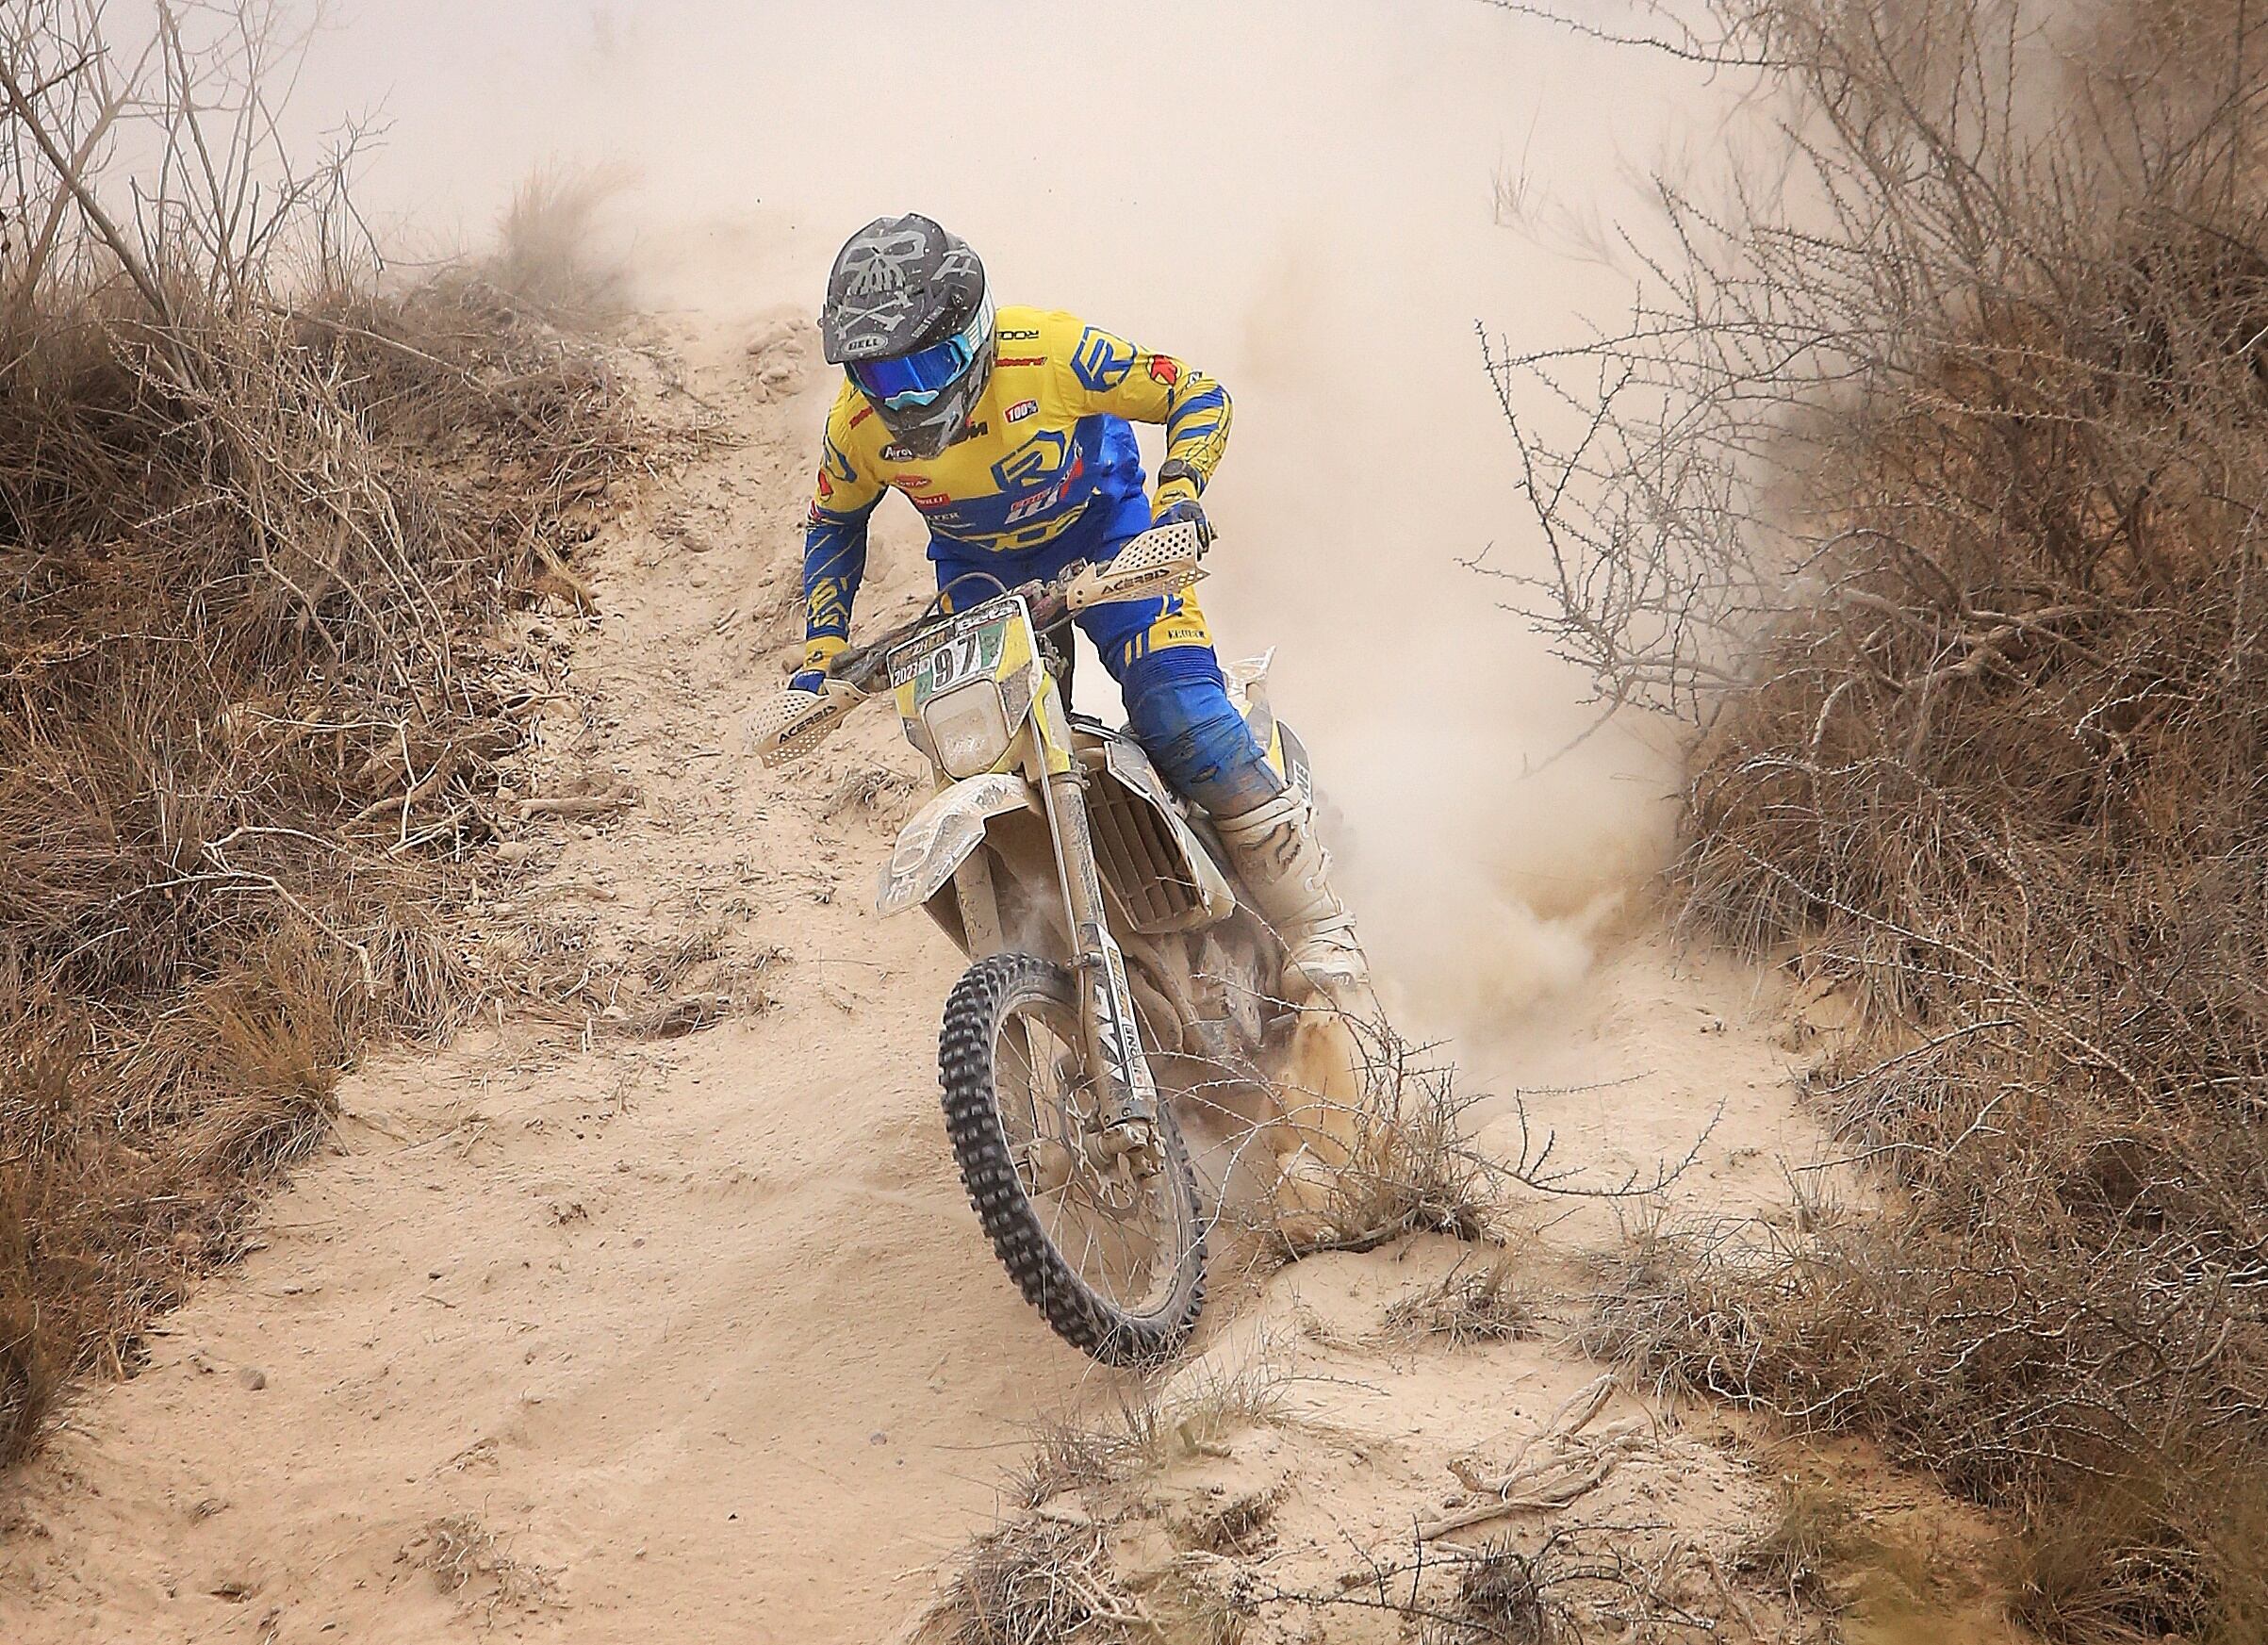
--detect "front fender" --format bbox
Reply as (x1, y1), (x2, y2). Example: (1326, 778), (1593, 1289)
(875, 773), (1040, 919)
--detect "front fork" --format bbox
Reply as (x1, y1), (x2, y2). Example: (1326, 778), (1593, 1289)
(1029, 679), (1159, 1161)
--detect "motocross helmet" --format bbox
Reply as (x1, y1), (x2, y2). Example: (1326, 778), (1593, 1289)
(820, 213), (994, 460)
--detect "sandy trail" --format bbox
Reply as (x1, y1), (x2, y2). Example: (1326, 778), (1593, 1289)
(0, 304), (1831, 1644)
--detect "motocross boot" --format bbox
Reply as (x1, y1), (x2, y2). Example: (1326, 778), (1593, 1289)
(1213, 787), (1374, 1012)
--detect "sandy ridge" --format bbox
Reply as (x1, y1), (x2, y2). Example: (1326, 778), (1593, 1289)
(0, 303), (1837, 1644)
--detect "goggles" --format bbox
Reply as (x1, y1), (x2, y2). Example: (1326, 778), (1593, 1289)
(846, 295), (994, 408)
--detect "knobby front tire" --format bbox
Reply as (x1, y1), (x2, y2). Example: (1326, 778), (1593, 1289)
(939, 952), (1206, 1367)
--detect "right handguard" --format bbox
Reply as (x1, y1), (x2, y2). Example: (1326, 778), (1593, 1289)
(749, 678), (865, 766)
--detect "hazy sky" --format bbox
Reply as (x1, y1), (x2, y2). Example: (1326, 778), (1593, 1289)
(287, 2), (1684, 308)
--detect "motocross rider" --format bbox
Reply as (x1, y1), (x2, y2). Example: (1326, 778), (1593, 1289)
(788, 214), (1369, 1003)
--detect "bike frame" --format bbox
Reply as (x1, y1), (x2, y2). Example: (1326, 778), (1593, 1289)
(885, 595), (1159, 1138)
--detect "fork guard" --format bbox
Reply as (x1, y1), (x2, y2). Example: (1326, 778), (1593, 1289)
(875, 773), (1040, 920)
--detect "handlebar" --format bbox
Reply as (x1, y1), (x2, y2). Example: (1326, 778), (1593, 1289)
(826, 574), (1071, 693)
(752, 519), (1208, 767)
(825, 517), (1208, 691)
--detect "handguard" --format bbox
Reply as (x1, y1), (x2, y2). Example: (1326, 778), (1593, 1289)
(750, 677), (865, 767)
(1062, 520), (1207, 613)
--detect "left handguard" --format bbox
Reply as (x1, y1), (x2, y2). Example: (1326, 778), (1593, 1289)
(1060, 519), (1208, 613)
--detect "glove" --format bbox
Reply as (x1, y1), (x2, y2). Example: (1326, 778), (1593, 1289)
(791, 633), (846, 696)
(1152, 496), (1212, 549)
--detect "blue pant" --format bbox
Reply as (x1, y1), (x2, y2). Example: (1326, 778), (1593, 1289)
(931, 520), (1283, 816)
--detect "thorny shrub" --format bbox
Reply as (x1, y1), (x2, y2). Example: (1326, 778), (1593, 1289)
(1494, 0), (2268, 1637)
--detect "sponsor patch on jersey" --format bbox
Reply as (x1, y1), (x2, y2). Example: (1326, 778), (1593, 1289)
(998, 327), (1040, 340)
(1071, 326), (1137, 391)
(1006, 398), (1038, 423)
(848, 403), (875, 427)
(880, 442), (915, 461)
(1005, 478), (1071, 524)
(997, 355), (1044, 368)
(912, 493), (951, 510)
(1148, 356), (1180, 387)
(893, 473), (929, 487)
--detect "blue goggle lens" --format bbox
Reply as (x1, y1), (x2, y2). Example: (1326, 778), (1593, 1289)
(847, 300), (992, 408)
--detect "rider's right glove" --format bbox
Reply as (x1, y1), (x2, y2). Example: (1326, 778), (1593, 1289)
(790, 633), (846, 696)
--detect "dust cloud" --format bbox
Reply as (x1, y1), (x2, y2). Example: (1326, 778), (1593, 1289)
(293, 0), (1714, 1044)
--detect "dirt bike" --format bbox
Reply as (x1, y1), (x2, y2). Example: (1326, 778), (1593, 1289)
(751, 522), (1322, 1367)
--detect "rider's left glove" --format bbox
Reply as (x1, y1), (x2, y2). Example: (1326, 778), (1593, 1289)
(1152, 497), (1212, 548)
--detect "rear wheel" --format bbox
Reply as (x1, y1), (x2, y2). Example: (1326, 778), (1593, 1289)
(939, 952), (1206, 1366)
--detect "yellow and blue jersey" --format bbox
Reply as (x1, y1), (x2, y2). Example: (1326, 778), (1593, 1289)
(800, 304), (1231, 673)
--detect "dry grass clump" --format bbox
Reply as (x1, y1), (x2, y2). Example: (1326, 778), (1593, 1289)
(1325, 1058), (1503, 1250)
(1174, 1487), (1280, 1559)
(935, 1374), (1761, 1644)
(911, 1505), (1257, 1645)
(1288, 1528), (1738, 1644)
(1498, 0), (2268, 1636)
(409, 1512), (560, 1615)
(487, 168), (636, 324)
(1247, 1011), (1708, 1259)
(0, 5), (656, 1460)
(1438, 1539), (1556, 1644)
(933, 1515), (1147, 1645)
(1386, 1254), (1538, 1347)
(1013, 1352), (1292, 1517)
(1736, 1477), (1861, 1610)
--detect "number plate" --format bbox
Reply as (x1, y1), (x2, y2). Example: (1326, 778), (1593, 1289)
(901, 612), (1009, 706)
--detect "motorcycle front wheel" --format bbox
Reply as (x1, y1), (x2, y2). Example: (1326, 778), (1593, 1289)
(939, 952), (1206, 1367)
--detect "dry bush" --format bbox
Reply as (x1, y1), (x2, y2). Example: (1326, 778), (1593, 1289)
(0, 3), (652, 1461)
(1271, 1528), (1738, 1644)
(1241, 1012), (1711, 1259)
(1495, 0), (2268, 1636)
(487, 167), (636, 322)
